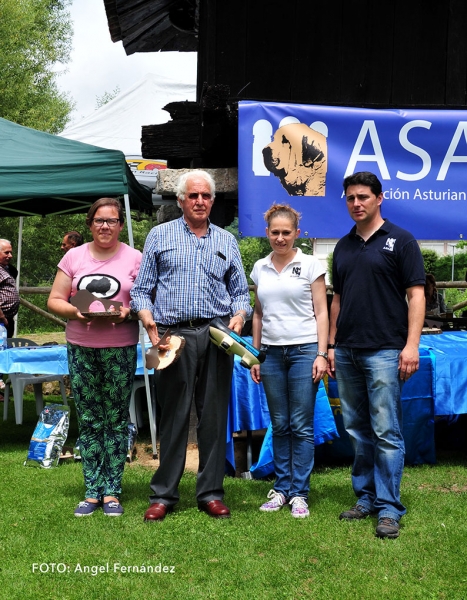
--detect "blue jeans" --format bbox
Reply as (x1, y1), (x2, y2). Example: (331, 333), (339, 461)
(260, 343), (318, 499)
(334, 347), (406, 521)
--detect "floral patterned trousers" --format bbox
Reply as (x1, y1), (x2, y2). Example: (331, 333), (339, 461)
(67, 343), (136, 500)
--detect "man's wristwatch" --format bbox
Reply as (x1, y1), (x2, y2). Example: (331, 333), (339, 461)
(316, 351), (328, 359)
(233, 312), (246, 326)
(327, 344), (336, 349)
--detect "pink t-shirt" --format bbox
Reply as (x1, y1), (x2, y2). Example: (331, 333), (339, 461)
(58, 242), (142, 348)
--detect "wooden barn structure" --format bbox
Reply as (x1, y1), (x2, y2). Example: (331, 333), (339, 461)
(103, 0), (467, 225)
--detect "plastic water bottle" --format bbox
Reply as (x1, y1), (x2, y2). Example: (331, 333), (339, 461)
(0, 323), (7, 351)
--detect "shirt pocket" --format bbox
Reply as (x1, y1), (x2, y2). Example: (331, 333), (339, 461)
(206, 254), (228, 282)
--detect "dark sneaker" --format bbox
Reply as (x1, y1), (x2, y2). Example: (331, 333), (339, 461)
(103, 501), (124, 517)
(74, 500), (101, 517)
(376, 517), (400, 539)
(339, 504), (373, 520)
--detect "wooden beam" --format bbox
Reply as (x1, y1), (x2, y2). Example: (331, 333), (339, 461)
(19, 298), (66, 329)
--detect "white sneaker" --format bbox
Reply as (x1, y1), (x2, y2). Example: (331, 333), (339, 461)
(289, 496), (309, 518)
(259, 489), (287, 512)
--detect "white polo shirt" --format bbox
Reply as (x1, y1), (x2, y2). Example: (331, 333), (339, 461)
(250, 248), (326, 345)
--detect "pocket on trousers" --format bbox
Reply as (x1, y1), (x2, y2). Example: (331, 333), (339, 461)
(297, 343), (315, 356)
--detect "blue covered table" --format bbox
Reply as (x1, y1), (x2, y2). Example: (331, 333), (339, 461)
(0, 345), (69, 376)
(420, 332), (467, 415)
(0, 344), (151, 376)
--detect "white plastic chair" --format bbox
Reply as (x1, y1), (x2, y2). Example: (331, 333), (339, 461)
(129, 375), (156, 429)
(2, 338), (68, 425)
(129, 377), (146, 427)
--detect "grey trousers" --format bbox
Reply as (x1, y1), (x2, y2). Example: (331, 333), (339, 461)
(149, 322), (233, 507)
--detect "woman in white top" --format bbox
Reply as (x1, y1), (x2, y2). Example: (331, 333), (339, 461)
(250, 204), (329, 518)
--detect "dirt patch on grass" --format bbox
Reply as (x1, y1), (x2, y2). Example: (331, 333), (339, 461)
(418, 483), (467, 493)
(128, 431), (267, 477)
(129, 442), (199, 473)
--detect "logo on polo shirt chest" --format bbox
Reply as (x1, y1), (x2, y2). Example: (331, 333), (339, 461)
(383, 238), (396, 252)
(291, 266), (301, 277)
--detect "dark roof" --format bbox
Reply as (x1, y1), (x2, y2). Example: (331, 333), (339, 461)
(103, 0), (198, 55)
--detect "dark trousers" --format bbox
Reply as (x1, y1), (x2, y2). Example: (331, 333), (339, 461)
(149, 323), (233, 507)
(6, 317), (15, 339)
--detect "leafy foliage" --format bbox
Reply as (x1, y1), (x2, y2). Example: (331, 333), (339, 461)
(95, 86), (121, 110)
(238, 236), (270, 284)
(0, 0), (74, 132)
(327, 252), (334, 285)
(430, 251), (467, 282)
(227, 217), (270, 283)
(420, 249), (438, 276)
(444, 287), (467, 315)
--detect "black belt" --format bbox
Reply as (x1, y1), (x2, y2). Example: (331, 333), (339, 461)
(156, 318), (212, 329)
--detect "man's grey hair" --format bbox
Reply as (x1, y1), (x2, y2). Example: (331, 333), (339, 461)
(0, 239), (11, 247)
(175, 170), (216, 209)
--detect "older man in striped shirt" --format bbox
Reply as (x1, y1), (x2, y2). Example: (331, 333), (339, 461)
(0, 239), (19, 338)
(131, 170), (251, 522)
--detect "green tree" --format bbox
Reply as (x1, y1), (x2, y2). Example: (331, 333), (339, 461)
(0, 0), (74, 133)
(327, 252), (334, 285)
(226, 218), (270, 281)
(421, 249), (438, 276)
(432, 251), (467, 282)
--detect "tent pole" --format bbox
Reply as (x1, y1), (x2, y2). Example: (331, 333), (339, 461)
(124, 192), (157, 455)
(139, 325), (158, 458)
(14, 217), (23, 336)
(123, 193), (134, 248)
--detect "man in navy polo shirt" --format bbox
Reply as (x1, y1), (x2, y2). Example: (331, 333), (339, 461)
(327, 171), (425, 539)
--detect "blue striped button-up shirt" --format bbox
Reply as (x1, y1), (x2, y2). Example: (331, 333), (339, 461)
(130, 218), (251, 324)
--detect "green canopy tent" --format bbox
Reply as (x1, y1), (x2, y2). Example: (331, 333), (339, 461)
(0, 118), (157, 449)
(0, 115), (153, 283)
(0, 116), (152, 220)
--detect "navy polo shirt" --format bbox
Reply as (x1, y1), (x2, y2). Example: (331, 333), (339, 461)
(332, 219), (426, 349)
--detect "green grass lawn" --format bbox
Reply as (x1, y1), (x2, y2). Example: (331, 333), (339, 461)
(1, 397), (466, 600)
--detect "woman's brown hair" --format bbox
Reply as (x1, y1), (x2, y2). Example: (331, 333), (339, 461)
(264, 204), (301, 229)
(85, 198), (124, 226)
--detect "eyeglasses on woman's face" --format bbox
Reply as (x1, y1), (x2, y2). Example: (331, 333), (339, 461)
(92, 218), (121, 227)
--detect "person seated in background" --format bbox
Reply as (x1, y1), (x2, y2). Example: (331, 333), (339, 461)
(0, 239), (19, 401)
(424, 273), (447, 315)
(61, 231), (84, 253)
(0, 239), (19, 338)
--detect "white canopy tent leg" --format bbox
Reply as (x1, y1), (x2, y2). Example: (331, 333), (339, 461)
(123, 192), (157, 457)
(139, 325), (158, 458)
(123, 193), (134, 248)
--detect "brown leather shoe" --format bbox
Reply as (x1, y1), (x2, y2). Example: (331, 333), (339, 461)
(198, 500), (231, 519)
(144, 503), (172, 522)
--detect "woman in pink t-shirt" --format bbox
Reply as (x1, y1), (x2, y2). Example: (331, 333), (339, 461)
(48, 198), (141, 518)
